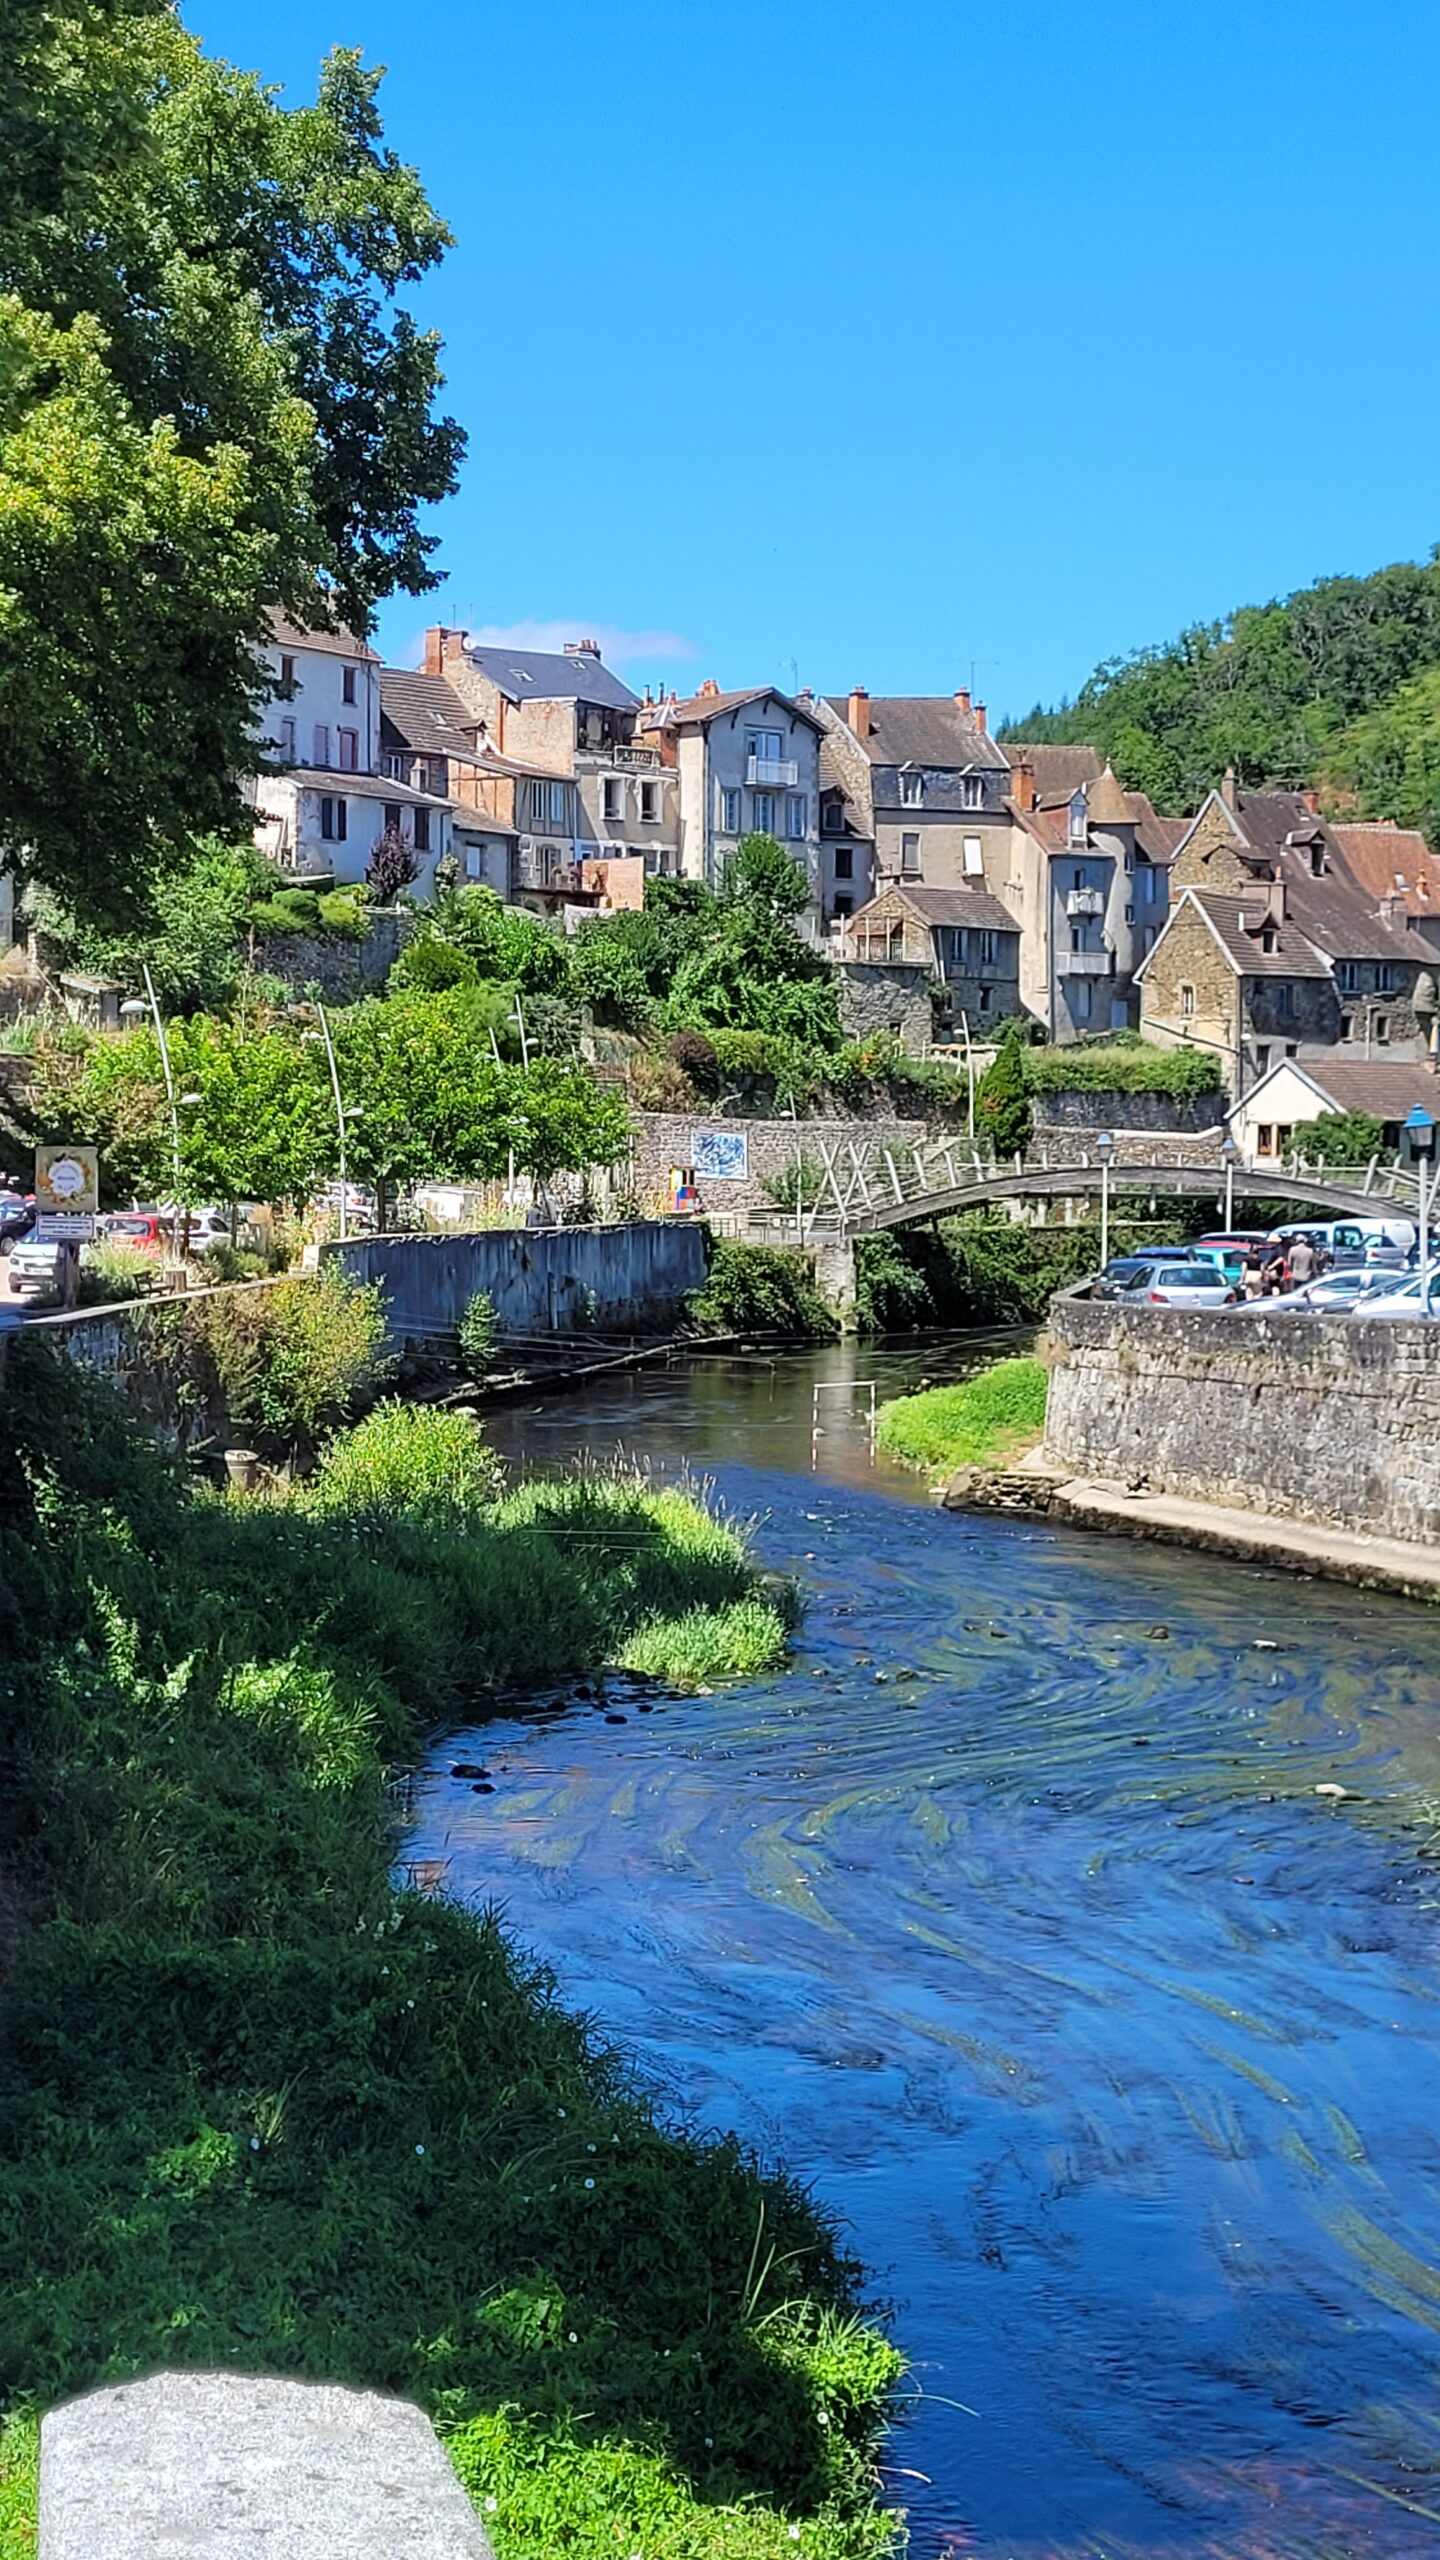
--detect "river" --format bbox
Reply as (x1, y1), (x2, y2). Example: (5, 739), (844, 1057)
(408, 1340), (1440, 2559)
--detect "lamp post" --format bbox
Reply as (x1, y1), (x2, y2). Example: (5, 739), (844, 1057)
(1096, 1127), (1114, 1270)
(1405, 1106), (1436, 1299)
(120, 963), (181, 1197)
(304, 1009), (363, 1239)
(1221, 1132), (1238, 1233)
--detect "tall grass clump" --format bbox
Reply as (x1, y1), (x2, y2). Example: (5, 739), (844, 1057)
(458, 1286), (499, 1377)
(0, 1346), (894, 2559)
(877, 1354), (1048, 1475)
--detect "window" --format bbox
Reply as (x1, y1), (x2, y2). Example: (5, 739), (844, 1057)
(1340, 1013), (1354, 1040)
(834, 846), (853, 881)
(1072, 868), (1085, 892)
(337, 728), (359, 773)
(963, 835), (984, 877)
(821, 796), (845, 835)
(464, 846), (484, 880)
(279, 716), (296, 763)
(1124, 902), (1135, 926)
(1308, 845), (1326, 877)
(752, 791), (775, 833)
(979, 930), (998, 967)
(640, 780), (659, 824)
(1285, 1042), (1298, 1058)
(319, 796), (346, 842)
(1255, 1043), (1271, 1074)
(602, 778), (622, 822)
(1257, 1124), (1277, 1159)
(1337, 960), (1359, 993)
(413, 807), (431, 854)
(1124, 852), (1135, 876)
(1180, 983), (1195, 1018)
(788, 795), (807, 841)
(1377, 963), (1397, 995)
(1260, 928), (1278, 953)
(1072, 980), (1092, 1022)
(1276, 982), (1294, 1015)
(1071, 926), (1086, 953)
(425, 759), (447, 797)
(279, 654), (295, 689)
(962, 775), (984, 809)
(342, 666), (357, 705)
(749, 728), (783, 763)
(721, 787), (741, 834)
(1067, 791), (1087, 848)
(1148, 865), (1163, 902)
(1376, 1014), (1391, 1044)
(312, 724), (330, 768)
(899, 770), (923, 807)
(978, 985), (993, 1013)
(901, 832), (921, 876)
(833, 893), (853, 919)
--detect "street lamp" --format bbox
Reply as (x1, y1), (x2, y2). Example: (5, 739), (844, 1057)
(120, 962), (181, 1195)
(1221, 1132), (1239, 1232)
(1404, 1106), (1436, 1296)
(1096, 1127), (1114, 1270)
(304, 1004), (361, 1240)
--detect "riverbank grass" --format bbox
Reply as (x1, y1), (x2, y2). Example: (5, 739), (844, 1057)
(0, 1353), (897, 2560)
(877, 1354), (1048, 1476)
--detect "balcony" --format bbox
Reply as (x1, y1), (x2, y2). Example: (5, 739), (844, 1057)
(1066, 887), (1103, 919)
(747, 756), (798, 788)
(516, 846), (580, 894)
(1061, 947), (1115, 977)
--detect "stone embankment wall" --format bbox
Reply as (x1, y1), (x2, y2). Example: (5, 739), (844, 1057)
(1034, 1089), (1226, 1136)
(250, 910), (413, 998)
(1045, 1293), (1440, 1544)
(329, 1219), (707, 1348)
(628, 1113), (946, 1222)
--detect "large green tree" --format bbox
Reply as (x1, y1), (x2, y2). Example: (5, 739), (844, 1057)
(0, 4), (463, 925)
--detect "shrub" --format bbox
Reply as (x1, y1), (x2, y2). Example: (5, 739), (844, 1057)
(853, 1232), (935, 1334)
(760, 1155), (828, 1212)
(1290, 1108), (1386, 1166)
(668, 1028), (720, 1091)
(305, 1400), (503, 1521)
(192, 1265), (388, 1455)
(688, 1241), (838, 1339)
(315, 888), (370, 940)
(390, 937), (480, 993)
(1024, 1042), (1224, 1101)
(367, 822), (422, 903)
(459, 1287), (498, 1376)
(76, 1241), (155, 1304)
(975, 1027), (1033, 1157)
(877, 1355), (1048, 1473)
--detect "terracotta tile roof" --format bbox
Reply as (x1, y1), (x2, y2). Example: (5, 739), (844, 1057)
(1289, 1058), (1440, 1118)
(660, 685), (824, 734)
(1331, 821), (1439, 916)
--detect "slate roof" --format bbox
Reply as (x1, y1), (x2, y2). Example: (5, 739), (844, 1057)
(1024, 784), (1179, 866)
(1235, 788), (1336, 863)
(1002, 742), (1104, 799)
(463, 643), (639, 712)
(379, 670), (482, 761)
(862, 883), (1017, 934)
(1282, 874), (1412, 965)
(824, 695), (1009, 772)
(281, 768), (451, 809)
(1188, 890), (1333, 979)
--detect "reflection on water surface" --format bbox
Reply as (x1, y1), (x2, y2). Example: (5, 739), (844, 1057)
(411, 1346), (1440, 2558)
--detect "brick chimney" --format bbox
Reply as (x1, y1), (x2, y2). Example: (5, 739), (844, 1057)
(1221, 764), (1238, 812)
(1301, 787), (1320, 815)
(698, 678), (720, 698)
(423, 626), (467, 677)
(974, 702), (988, 734)
(847, 686), (870, 741)
(955, 688), (971, 716)
(1010, 754), (1036, 814)
(1266, 878), (1287, 927)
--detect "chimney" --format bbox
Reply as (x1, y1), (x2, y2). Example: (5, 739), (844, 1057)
(847, 686), (870, 741)
(1221, 764), (1238, 812)
(1011, 754), (1036, 814)
(564, 638), (602, 661)
(1266, 878), (1287, 927)
(955, 688), (971, 716)
(423, 626), (467, 677)
(698, 678), (720, 698)
(1302, 787), (1320, 815)
(974, 702), (988, 734)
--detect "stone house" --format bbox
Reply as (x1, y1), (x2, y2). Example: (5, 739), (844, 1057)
(421, 631), (681, 885)
(637, 683), (825, 911)
(825, 686), (1012, 904)
(1004, 762), (1178, 1038)
(247, 619), (455, 896)
(812, 695), (876, 928)
(839, 882), (1022, 1032)
(1330, 819), (1440, 959)
(1142, 778), (1436, 1088)
(1225, 1055), (1440, 1168)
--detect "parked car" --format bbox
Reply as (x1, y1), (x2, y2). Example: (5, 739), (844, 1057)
(101, 1210), (172, 1254)
(0, 1192), (34, 1254)
(1268, 1217), (1414, 1270)
(1189, 1244), (1246, 1286)
(7, 1237), (66, 1302)
(1228, 1269), (1394, 1315)
(1351, 1270), (1440, 1320)
(1090, 1247), (1195, 1299)
(1116, 1260), (1240, 1309)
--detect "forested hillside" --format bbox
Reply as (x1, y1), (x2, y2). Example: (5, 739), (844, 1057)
(1002, 551), (1440, 839)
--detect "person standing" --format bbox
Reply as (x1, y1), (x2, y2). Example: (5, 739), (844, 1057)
(1287, 1232), (1317, 1288)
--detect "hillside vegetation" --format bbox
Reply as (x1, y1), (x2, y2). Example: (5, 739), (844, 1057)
(1003, 550), (1440, 838)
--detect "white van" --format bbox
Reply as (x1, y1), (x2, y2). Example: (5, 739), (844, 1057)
(1268, 1215), (1415, 1268)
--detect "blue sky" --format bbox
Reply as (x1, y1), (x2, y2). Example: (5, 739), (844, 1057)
(192, 0), (1440, 720)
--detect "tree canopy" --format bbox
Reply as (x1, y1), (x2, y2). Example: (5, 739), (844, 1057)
(0, 3), (463, 924)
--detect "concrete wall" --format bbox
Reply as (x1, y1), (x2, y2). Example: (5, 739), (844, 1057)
(1045, 1292), (1440, 1544)
(328, 1220), (707, 1345)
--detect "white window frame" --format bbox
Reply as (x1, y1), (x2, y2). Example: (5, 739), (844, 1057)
(899, 770), (923, 807)
(279, 716), (296, 763)
(963, 835), (984, 878)
(337, 728), (359, 774)
(748, 727), (784, 763)
(787, 794), (807, 841)
(962, 774), (984, 810)
(900, 832), (921, 877)
(752, 791), (776, 833)
(312, 724), (330, 769)
(602, 777), (623, 823)
(721, 787), (741, 834)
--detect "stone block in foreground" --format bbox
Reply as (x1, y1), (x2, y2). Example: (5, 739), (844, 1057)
(40, 2371), (497, 2559)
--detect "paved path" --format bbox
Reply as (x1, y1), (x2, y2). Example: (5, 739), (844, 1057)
(1048, 1476), (1440, 1602)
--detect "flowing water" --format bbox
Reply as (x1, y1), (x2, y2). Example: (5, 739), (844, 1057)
(408, 1341), (1440, 2559)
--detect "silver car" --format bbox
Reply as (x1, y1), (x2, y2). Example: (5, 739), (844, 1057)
(1229, 1269), (1394, 1315)
(1116, 1260), (1239, 1309)
(1353, 1270), (1440, 1320)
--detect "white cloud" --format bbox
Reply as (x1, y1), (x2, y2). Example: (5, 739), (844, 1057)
(397, 619), (698, 669)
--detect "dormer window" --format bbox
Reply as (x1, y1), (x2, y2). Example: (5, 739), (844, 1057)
(900, 770), (923, 806)
(1308, 845), (1326, 878)
(1260, 927), (1278, 953)
(1067, 790), (1087, 848)
(962, 775), (984, 809)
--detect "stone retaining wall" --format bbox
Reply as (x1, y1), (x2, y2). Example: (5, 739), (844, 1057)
(329, 1219), (707, 1347)
(1045, 1292), (1440, 1545)
(1034, 1088), (1226, 1135)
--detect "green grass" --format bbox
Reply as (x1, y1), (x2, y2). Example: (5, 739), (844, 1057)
(0, 1353), (897, 2560)
(877, 1355), (1048, 1476)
